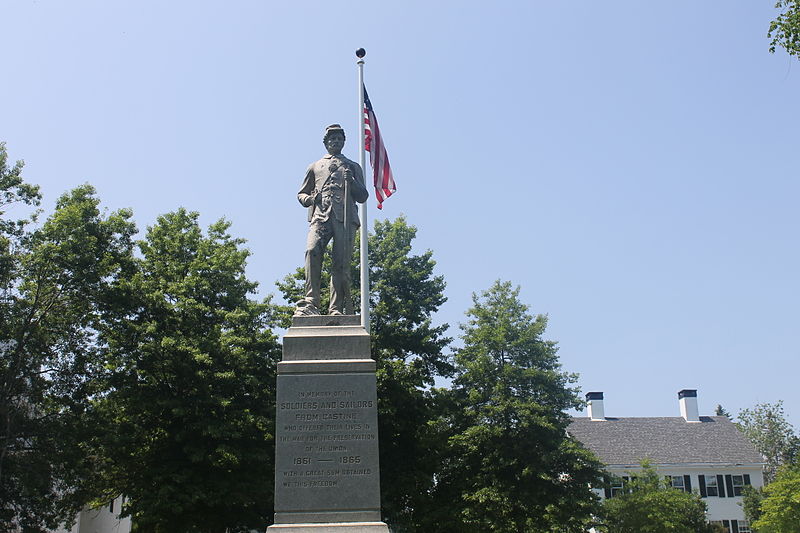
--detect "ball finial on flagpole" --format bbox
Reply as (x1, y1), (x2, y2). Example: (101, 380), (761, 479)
(356, 48), (366, 58)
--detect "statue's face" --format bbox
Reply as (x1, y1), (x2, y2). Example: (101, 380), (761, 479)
(324, 132), (345, 154)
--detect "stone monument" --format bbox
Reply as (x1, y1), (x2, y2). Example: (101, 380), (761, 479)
(267, 126), (388, 533)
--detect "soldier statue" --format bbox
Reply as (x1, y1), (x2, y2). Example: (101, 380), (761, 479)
(294, 124), (368, 316)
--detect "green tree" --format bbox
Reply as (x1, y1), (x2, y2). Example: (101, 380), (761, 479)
(742, 484), (766, 526)
(431, 280), (603, 532)
(1, 145), (46, 530)
(737, 401), (799, 483)
(0, 142), (40, 241)
(275, 216), (452, 530)
(94, 209), (280, 532)
(752, 463), (800, 533)
(715, 404), (731, 418)
(367, 218), (451, 530)
(599, 462), (713, 533)
(1, 176), (135, 531)
(769, 0), (800, 59)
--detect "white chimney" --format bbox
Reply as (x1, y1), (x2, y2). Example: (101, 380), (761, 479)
(678, 389), (700, 422)
(586, 392), (605, 420)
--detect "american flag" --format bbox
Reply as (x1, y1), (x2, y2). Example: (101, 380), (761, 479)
(363, 85), (396, 209)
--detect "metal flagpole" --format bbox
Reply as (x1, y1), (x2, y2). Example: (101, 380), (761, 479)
(356, 48), (369, 332)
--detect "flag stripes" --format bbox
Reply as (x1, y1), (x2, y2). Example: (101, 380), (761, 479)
(363, 85), (396, 209)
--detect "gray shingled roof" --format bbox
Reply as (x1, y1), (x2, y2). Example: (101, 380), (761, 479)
(568, 416), (764, 466)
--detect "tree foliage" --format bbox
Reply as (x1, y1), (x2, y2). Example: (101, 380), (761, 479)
(93, 209), (281, 532)
(599, 463), (713, 533)
(3, 166), (282, 532)
(1, 158), (135, 531)
(769, 0), (800, 59)
(429, 280), (603, 532)
(3, 141), (284, 532)
(752, 463), (800, 533)
(367, 218), (451, 530)
(0, 142), (40, 240)
(742, 485), (766, 526)
(737, 401), (799, 483)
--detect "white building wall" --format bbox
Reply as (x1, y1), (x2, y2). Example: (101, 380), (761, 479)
(598, 464), (763, 524)
(52, 496), (131, 533)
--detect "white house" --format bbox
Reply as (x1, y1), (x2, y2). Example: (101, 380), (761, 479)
(568, 389), (764, 533)
(52, 496), (131, 533)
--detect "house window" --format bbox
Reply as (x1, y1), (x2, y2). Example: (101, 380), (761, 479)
(610, 478), (625, 497)
(705, 475), (719, 496)
(732, 475), (745, 496)
(668, 474), (692, 493)
(737, 520), (752, 533)
(603, 475), (635, 498)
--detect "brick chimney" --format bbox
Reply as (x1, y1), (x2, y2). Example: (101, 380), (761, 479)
(678, 389), (700, 422)
(586, 392), (605, 421)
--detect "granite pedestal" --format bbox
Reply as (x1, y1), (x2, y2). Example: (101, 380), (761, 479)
(267, 316), (389, 533)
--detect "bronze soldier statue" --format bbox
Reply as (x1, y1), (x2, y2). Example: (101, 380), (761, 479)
(295, 124), (368, 316)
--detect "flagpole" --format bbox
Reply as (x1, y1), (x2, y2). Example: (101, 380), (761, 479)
(356, 48), (370, 332)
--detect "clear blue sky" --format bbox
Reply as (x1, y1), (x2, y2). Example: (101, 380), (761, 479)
(3, 1), (798, 427)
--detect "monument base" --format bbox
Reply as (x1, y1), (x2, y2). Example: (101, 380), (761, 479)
(271, 316), (385, 533)
(267, 522), (389, 532)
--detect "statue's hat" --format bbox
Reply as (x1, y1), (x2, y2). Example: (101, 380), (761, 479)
(324, 123), (346, 141)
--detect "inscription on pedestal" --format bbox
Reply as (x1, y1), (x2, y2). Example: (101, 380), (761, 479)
(274, 372), (380, 522)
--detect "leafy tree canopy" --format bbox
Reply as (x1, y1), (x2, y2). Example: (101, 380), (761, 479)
(429, 280), (603, 533)
(737, 401), (799, 483)
(599, 462), (713, 533)
(1, 175), (134, 531)
(769, 0), (800, 59)
(0, 142), (40, 240)
(752, 463), (800, 533)
(742, 484), (766, 526)
(94, 209), (281, 532)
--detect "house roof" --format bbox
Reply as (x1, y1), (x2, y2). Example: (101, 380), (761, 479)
(568, 416), (764, 466)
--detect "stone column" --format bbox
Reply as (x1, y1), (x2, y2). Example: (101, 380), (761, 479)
(267, 316), (389, 533)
